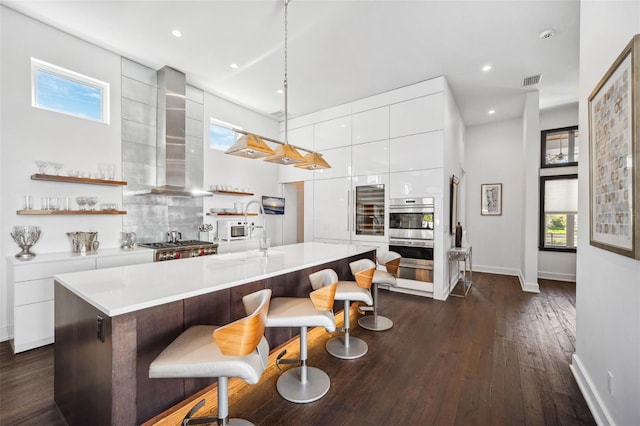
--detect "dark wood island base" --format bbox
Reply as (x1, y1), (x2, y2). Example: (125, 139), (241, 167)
(54, 249), (374, 426)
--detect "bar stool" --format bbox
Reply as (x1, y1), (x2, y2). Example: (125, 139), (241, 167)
(359, 251), (401, 331)
(326, 258), (376, 360)
(266, 269), (338, 403)
(149, 288), (271, 426)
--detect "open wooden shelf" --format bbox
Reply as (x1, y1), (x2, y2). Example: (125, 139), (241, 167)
(17, 209), (126, 215)
(206, 213), (258, 216)
(31, 174), (127, 186)
(212, 190), (254, 196)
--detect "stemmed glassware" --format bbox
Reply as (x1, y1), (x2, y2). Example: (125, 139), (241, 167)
(35, 161), (49, 174)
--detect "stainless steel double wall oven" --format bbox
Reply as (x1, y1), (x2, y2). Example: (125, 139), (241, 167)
(388, 197), (434, 283)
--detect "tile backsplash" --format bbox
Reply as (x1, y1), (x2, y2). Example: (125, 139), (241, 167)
(121, 58), (204, 242)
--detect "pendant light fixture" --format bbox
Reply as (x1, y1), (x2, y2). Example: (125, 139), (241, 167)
(264, 0), (305, 165)
(225, 133), (275, 158)
(295, 151), (331, 170)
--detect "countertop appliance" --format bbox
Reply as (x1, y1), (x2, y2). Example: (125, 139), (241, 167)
(388, 197), (434, 283)
(217, 220), (250, 241)
(138, 240), (218, 262)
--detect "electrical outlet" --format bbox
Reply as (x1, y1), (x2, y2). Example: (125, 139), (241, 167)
(607, 371), (614, 396)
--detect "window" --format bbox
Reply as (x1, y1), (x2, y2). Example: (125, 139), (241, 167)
(541, 126), (579, 167)
(209, 119), (240, 151)
(539, 175), (578, 251)
(31, 58), (109, 123)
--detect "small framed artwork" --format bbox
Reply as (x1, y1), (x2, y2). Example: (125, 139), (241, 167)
(589, 34), (640, 259)
(481, 183), (502, 216)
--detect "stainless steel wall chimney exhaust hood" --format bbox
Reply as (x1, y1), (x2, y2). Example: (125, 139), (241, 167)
(136, 66), (211, 197)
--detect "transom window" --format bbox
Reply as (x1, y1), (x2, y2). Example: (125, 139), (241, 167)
(541, 126), (579, 167)
(209, 119), (241, 151)
(31, 58), (110, 123)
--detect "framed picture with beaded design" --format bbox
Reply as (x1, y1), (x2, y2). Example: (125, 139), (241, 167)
(589, 34), (640, 259)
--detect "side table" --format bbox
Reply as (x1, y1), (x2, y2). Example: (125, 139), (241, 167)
(449, 245), (472, 297)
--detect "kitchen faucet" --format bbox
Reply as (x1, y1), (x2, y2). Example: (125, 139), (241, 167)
(244, 200), (268, 255)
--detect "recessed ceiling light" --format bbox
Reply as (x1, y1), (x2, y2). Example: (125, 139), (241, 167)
(540, 29), (554, 40)
(277, 89), (284, 95)
(482, 65), (492, 72)
(171, 29), (182, 38)
(488, 109), (496, 115)
(230, 63), (238, 69)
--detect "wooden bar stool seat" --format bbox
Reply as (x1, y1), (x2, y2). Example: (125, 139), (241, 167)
(359, 251), (401, 331)
(149, 289), (271, 426)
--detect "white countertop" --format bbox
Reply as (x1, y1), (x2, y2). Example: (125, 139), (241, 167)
(7, 246), (153, 266)
(54, 242), (375, 317)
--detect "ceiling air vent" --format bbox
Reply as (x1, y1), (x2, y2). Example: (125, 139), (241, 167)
(270, 110), (286, 121)
(522, 74), (542, 87)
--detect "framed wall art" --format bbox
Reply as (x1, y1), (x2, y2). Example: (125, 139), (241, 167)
(589, 34), (640, 259)
(450, 175), (460, 234)
(481, 183), (502, 216)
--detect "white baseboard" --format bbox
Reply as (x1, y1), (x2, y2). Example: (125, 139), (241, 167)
(570, 353), (613, 425)
(473, 264), (520, 276)
(0, 326), (9, 342)
(518, 271), (540, 293)
(538, 271), (576, 282)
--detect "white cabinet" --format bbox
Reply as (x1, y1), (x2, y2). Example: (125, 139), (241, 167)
(390, 93), (444, 138)
(389, 169), (444, 199)
(314, 116), (351, 150)
(352, 139), (389, 176)
(389, 131), (444, 172)
(96, 250), (153, 269)
(313, 146), (351, 180)
(313, 177), (351, 241)
(279, 125), (315, 183)
(352, 106), (389, 144)
(7, 249), (153, 353)
(9, 256), (95, 353)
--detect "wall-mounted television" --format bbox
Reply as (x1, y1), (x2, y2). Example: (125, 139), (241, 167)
(262, 196), (285, 215)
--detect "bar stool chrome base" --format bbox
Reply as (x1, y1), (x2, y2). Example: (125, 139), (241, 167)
(276, 366), (330, 403)
(326, 335), (368, 359)
(358, 314), (393, 331)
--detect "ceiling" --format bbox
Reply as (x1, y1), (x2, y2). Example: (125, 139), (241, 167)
(3, 0), (580, 127)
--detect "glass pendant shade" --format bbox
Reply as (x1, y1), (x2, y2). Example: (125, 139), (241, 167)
(264, 143), (305, 164)
(225, 134), (274, 158)
(294, 152), (331, 170)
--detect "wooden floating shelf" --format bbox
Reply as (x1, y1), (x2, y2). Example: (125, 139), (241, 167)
(206, 213), (258, 216)
(17, 209), (127, 215)
(212, 190), (254, 196)
(31, 174), (127, 186)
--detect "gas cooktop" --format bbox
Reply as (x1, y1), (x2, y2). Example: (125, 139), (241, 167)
(138, 240), (215, 249)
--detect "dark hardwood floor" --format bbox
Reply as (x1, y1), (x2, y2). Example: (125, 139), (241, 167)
(0, 273), (594, 425)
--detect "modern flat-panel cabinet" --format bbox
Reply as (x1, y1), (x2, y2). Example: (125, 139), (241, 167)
(313, 146), (351, 180)
(389, 169), (444, 199)
(352, 106), (389, 144)
(279, 125), (314, 183)
(390, 93), (444, 138)
(352, 139), (389, 176)
(313, 177), (351, 241)
(7, 250), (153, 353)
(313, 116), (351, 151)
(389, 131), (444, 172)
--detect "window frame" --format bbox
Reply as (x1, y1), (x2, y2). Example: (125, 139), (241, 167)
(539, 173), (578, 253)
(209, 118), (242, 151)
(540, 125), (579, 168)
(31, 57), (110, 124)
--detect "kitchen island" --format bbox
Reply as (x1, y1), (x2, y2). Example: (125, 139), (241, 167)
(53, 242), (375, 426)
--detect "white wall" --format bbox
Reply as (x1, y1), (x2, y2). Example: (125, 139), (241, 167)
(0, 7), (123, 341)
(465, 118), (524, 276)
(571, 2), (640, 425)
(201, 92), (282, 246)
(539, 103), (579, 281)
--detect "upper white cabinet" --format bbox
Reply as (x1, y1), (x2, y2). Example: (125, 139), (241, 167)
(390, 93), (444, 138)
(313, 146), (351, 180)
(352, 106), (389, 144)
(352, 139), (389, 176)
(313, 116), (351, 151)
(389, 131), (444, 172)
(279, 125), (315, 183)
(389, 169), (444, 199)
(313, 177), (351, 241)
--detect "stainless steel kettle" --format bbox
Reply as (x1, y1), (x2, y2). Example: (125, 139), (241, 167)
(167, 230), (182, 243)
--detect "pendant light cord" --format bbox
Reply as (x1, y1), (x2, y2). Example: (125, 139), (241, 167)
(283, 0), (289, 145)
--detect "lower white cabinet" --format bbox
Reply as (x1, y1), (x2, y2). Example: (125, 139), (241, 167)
(7, 249), (152, 353)
(313, 177), (351, 241)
